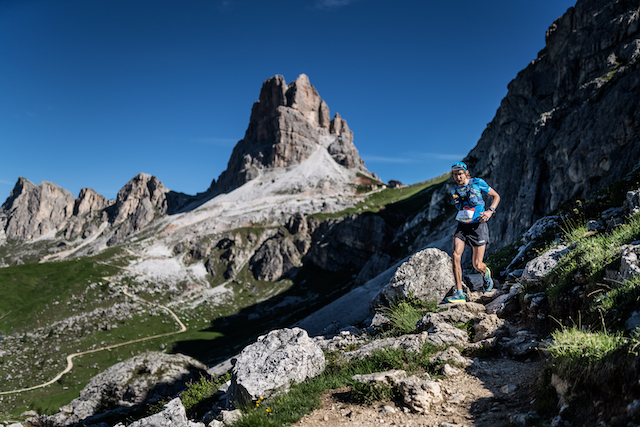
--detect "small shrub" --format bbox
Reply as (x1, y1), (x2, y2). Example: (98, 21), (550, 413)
(180, 376), (216, 412)
(350, 380), (397, 404)
(382, 296), (438, 336)
(382, 301), (423, 335)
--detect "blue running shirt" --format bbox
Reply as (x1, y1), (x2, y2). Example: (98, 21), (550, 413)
(451, 178), (492, 223)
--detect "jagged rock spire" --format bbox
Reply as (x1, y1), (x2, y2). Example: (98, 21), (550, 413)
(212, 74), (370, 193)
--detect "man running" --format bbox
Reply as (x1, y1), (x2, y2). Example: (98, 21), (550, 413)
(445, 161), (500, 303)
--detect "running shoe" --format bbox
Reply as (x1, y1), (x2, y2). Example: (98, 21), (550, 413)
(483, 267), (494, 292)
(445, 290), (466, 304)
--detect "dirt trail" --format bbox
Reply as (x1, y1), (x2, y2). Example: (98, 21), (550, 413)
(294, 357), (541, 427)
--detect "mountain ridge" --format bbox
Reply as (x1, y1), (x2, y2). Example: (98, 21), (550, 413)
(0, 74), (378, 265)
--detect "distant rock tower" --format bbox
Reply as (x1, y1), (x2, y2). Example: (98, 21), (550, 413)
(211, 74), (371, 193)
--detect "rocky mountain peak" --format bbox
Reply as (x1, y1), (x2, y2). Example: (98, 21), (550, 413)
(212, 74), (370, 193)
(104, 173), (171, 246)
(108, 173), (169, 225)
(1, 177), (75, 240)
(285, 73), (331, 129)
(74, 188), (108, 217)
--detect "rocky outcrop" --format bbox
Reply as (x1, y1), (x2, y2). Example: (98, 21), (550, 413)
(106, 173), (171, 245)
(463, 0), (640, 246)
(75, 187), (109, 217)
(212, 74), (371, 193)
(107, 173), (170, 225)
(40, 352), (209, 426)
(63, 188), (110, 240)
(229, 328), (325, 404)
(1, 177), (76, 240)
(306, 213), (393, 272)
(248, 229), (302, 281)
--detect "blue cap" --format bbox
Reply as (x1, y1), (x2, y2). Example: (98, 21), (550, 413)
(451, 162), (467, 171)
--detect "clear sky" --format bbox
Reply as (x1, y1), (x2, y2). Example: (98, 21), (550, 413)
(0, 0), (576, 200)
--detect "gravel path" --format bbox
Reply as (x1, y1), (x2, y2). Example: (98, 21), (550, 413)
(293, 357), (541, 427)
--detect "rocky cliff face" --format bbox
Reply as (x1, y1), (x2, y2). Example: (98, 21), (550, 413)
(464, 0), (640, 246)
(1, 178), (78, 240)
(105, 173), (174, 245)
(211, 74), (371, 193)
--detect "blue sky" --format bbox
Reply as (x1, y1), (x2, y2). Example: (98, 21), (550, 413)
(0, 0), (576, 199)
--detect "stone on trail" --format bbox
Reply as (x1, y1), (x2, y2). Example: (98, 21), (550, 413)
(397, 375), (444, 413)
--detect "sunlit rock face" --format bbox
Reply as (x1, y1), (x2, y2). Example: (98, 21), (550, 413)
(212, 73), (370, 193)
(1, 177), (76, 240)
(463, 0), (640, 246)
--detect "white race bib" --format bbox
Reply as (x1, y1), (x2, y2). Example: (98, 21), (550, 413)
(456, 206), (475, 223)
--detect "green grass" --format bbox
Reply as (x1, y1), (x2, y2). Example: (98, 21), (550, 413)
(381, 296), (438, 336)
(0, 257), (121, 333)
(546, 213), (640, 300)
(546, 327), (639, 388)
(311, 173), (450, 222)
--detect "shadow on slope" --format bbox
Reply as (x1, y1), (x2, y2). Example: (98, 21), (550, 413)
(165, 189), (219, 216)
(170, 263), (359, 366)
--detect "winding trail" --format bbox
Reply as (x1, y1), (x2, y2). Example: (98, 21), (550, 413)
(0, 287), (187, 395)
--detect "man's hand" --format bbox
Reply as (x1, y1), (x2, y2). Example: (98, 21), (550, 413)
(480, 210), (494, 223)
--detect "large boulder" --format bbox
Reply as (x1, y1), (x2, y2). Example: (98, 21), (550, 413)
(42, 352), (209, 426)
(370, 248), (456, 311)
(229, 328), (325, 404)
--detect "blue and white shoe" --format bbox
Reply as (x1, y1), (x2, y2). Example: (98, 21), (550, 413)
(483, 267), (494, 292)
(445, 290), (466, 304)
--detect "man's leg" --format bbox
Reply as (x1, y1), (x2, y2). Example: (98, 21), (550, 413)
(452, 236), (466, 291)
(472, 244), (494, 291)
(471, 244), (487, 275)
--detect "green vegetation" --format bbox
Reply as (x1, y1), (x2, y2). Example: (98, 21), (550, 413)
(547, 327), (639, 387)
(537, 171), (640, 411)
(381, 296), (438, 336)
(546, 213), (640, 304)
(311, 173), (450, 222)
(148, 373), (232, 420)
(0, 255), (121, 333)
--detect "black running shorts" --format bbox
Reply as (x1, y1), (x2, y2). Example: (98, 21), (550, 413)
(454, 222), (490, 247)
